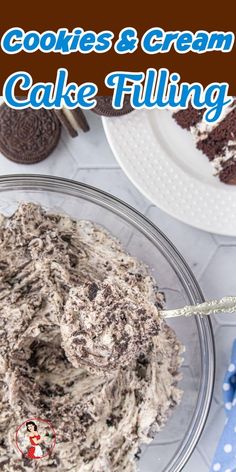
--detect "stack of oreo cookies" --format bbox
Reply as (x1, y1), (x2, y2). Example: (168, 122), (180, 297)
(0, 96), (132, 165)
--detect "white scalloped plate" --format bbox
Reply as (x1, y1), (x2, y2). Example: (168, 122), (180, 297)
(103, 109), (236, 236)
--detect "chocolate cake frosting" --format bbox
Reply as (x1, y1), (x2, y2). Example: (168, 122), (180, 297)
(173, 101), (236, 184)
(0, 203), (183, 472)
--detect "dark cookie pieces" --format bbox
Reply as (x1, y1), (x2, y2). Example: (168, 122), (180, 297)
(61, 279), (160, 374)
(92, 95), (133, 117)
(0, 104), (61, 164)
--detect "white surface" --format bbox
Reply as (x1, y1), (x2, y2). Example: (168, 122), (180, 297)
(103, 109), (236, 236)
(0, 110), (235, 471)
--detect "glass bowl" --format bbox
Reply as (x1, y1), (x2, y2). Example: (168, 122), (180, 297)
(0, 174), (214, 472)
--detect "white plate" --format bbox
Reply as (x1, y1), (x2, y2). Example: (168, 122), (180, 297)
(103, 109), (236, 236)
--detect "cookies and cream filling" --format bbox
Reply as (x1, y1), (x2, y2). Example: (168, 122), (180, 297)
(0, 203), (183, 472)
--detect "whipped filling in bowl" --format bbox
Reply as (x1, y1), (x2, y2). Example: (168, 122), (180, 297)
(0, 203), (183, 471)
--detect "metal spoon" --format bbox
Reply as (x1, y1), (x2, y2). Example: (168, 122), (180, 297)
(162, 296), (236, 319)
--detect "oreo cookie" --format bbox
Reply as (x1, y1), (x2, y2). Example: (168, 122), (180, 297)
(55, 108), (90, 137)
(92, 96), (133, 117)
(0, 104), (61, 164)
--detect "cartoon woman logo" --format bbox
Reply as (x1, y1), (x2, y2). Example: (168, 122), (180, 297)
(26, 421), (43, 459)
(16, 418), (56, 460)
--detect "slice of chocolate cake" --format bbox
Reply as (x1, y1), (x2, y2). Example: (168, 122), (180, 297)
(173, 102), (236, 185)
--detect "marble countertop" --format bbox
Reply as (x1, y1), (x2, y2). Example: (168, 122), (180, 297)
(0, 110), (235, 471)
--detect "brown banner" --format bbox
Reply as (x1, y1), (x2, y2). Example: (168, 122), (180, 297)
(1, 0), (236, 95)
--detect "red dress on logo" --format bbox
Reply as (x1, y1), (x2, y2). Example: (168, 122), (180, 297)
(27, 435), (42, 459)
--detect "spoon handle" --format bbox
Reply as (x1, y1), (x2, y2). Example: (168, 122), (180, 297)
(161, 296), (236, 319)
